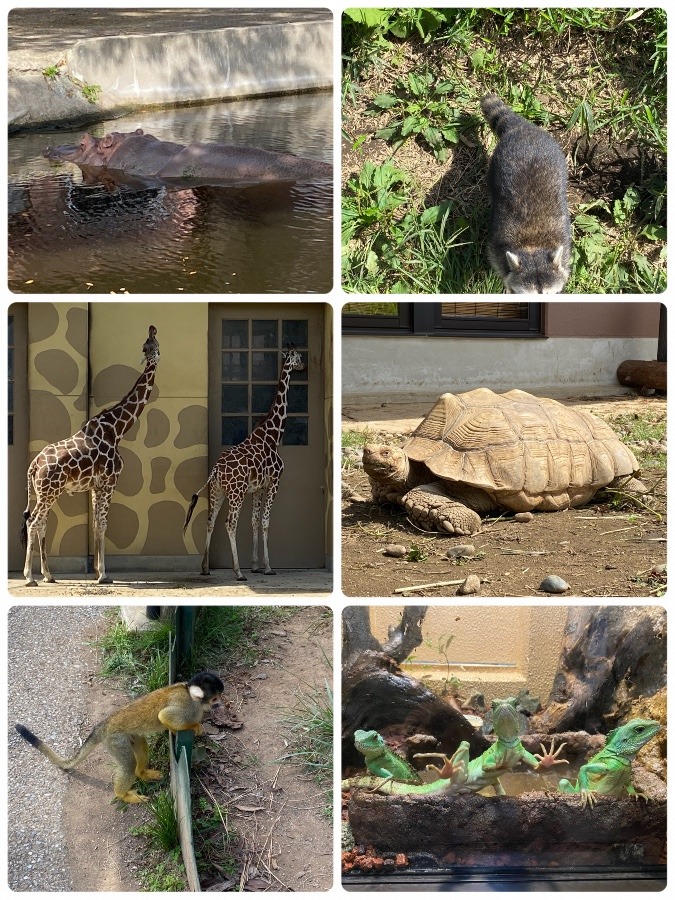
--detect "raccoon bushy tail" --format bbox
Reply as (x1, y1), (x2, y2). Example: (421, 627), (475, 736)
(15, 722), (105, 771)
(480, 94), (522, 137)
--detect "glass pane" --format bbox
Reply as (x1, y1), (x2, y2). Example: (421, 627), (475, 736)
(222, 351), (248, 382)
(283, 416), (308, 445)
(252, 319), (278, 348)
(8, 316), (14, 346)
(252, 383), (276, 415)
(252, 351), (279, 381)
(8, 347), (13, 380)
(8, 381), (13, 411)
(282, 319), (308, 348)
(290, 351), (308, 381)
(8, 414), (13, 446)
(222, 319), (248, 349)
(288, 384), (308, 414)
(222, 416), (249, 446)
(221, 383), (248, 414)
(441, 302), (528, 319)
(343, 303), (398, 316)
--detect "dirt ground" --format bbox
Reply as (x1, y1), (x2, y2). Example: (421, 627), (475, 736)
(202, 607), (333, 891)
(342, 395), (666, 598)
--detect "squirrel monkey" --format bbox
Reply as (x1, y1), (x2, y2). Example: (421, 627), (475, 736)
(15, 671), (224, 804)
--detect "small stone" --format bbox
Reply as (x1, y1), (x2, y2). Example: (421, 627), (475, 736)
(539, 574), (569, 593)
(457, 574), (481, 595)
(349, 492), (367, 503)
(514, 511), (535, 523)
(383, 544), (407, 558)
(446, 544), (476, 559)
(652, 563), (667, 575)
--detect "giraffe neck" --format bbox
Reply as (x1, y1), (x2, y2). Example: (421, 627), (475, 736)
(92, 359), (158, 442)
(257, 356), (294, 448)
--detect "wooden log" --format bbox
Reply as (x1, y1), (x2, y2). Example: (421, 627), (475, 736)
(347, 784), (666, 863)
(617, 359), (666, 392)
(342, 650), (488, 768)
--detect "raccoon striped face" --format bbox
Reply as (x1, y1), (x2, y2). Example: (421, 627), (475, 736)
(502, 246), (569, 294)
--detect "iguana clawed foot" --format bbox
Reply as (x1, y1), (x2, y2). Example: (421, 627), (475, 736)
(534, 736), (569, 769)
(413, 741), (470, 785)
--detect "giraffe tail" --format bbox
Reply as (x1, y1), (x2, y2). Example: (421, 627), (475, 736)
(20, 511), (30, 549)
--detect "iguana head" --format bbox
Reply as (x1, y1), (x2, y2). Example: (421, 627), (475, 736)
(354, 729), (386, 757)
(604, 718), (661, 758)
(491, 697), (521, 745)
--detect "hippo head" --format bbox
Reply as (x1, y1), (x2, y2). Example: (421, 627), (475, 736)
(43, 128), (146, 166)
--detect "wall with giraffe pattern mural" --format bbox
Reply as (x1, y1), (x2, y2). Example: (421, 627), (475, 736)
(15, 302), (209, 567)
(9, 301), (331, 573)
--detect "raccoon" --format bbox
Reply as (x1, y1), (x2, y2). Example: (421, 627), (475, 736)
(481, 94), (571, 294)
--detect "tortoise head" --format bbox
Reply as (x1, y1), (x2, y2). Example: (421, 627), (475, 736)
(362, 445), (410, 486)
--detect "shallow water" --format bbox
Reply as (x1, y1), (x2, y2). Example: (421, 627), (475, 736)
(8, 92), (333, 294)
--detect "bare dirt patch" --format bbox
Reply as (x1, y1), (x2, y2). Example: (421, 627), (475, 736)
(342, 396), (666, 598)
(197, 607), (333, 891)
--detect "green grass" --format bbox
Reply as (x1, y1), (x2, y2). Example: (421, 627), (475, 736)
(342, 7), (666, 293)
(135, 790), (181, 853)
(604, 412), (667, 469)
(278, 646), (333, 818)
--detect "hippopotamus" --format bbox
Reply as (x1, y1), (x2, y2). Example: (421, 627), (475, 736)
(44, 128), (332, 186)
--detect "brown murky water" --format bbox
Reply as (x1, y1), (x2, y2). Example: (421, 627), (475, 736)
(8, 92), (332, 294)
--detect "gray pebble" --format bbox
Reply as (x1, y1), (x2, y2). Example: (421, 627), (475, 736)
(383, 544), (407, 558)
(457, 574), (481, 595)
(539, 574), (570, 593)
(447, 544), (476, 559)
(514, 511), (535, 523)
(652, 563), (667, 575)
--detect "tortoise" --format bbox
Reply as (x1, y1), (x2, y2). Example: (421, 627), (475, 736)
(362, 388), (643, 535)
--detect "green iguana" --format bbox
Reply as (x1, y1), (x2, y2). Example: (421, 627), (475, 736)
(352, 729), (422, 784)
(557, 717), (661, 808)
(342, 698), (566, 796)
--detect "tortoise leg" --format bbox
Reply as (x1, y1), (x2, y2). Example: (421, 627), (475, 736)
(402, 483), (482, 535)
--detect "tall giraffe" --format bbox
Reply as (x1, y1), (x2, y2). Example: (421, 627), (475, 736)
(21, 326), (160, 587)
(184, 345), (305, 581)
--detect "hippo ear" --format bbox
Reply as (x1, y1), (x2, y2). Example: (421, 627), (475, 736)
(102, 133), (114, 148)
(134, 128), (144, 135)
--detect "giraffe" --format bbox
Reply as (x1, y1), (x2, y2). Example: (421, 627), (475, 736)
(21, 326), (160, 587)
(183, 345), (305, 581)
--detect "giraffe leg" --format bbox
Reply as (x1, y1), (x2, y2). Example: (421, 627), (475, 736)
(250, 489), (263, 573)
(225, 486), (247, 581)
(260, 479), (280, 576)
(92, 485), (115, 584)
(201, 486), (225, 576)
(23, 502), (54, 586)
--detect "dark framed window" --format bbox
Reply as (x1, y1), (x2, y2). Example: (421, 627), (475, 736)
(220, 318), (309, 447)
(8, 315), (14, 445)
(342, 302), (542, 337)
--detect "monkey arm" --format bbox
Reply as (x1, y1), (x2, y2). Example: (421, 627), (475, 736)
(157, 702), (204, 734)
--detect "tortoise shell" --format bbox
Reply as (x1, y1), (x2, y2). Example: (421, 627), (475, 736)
(402, 388), (639, 511)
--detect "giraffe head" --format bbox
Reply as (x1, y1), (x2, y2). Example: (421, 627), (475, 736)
(141, 325), (160, 366)
(283, 343), (305, 373)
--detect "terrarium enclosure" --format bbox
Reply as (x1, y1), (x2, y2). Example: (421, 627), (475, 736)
(341, 605), (666, 885)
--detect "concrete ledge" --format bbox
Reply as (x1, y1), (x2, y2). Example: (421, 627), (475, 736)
(9, 19), (333, 131)
(67, 22), (333, 105)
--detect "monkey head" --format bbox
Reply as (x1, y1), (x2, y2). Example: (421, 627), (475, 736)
(187, 671), (224, 711)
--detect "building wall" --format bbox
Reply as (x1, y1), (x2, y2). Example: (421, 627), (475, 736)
(12, 301), (331, 572)
(342, 302), (661, 401)
(369, 605), (568, 703)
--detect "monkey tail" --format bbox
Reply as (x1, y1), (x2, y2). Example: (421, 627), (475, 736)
(480, 94), (520, 138)
(15, 722), (105, 771)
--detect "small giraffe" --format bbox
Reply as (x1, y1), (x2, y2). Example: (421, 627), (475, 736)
(184, 345), (305, 581)
(21, 326), (160, 587)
